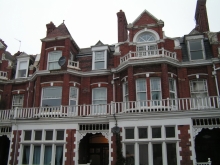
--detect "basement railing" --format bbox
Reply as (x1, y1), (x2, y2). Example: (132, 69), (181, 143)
(0, 96), (219, 121)
(120, 48), (177, 64)
(197, 158), (211, 165)
(0, 71), (7, 80)
(67, 60), (80, 70)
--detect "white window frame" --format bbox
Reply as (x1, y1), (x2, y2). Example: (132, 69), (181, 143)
(20, 129), (65, 165)
(47, 51), (62, 70)
(41, 87), (62, 107)
(150, 78), (162, 106)
(123, 125), (179, 165)
(123, 82), (129, 102)
(16, 60), (29, 78)
(92, 87), (107, 114)
(169, 78), (177, 109)
(136, 78), (147, 107)
(69, 87), (78, 105)
(185, 35), (206, 61)
(91, 46), (108, 70)
(12, 94), (24, 109)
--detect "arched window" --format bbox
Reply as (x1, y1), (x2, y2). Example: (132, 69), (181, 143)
(136, 32), (156, 42)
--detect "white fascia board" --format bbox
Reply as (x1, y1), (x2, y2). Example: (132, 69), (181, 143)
(185, 35), (204, 41)
(91, 46), (109, 52)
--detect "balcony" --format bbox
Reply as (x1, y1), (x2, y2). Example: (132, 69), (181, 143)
(67, 60), (80, 70)
(120, 48), (177, 64)
(0, 71), (8, 80)
(0, 96), (219, 121)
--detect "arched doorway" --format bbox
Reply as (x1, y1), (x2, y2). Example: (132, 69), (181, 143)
(78, 133), (109, 165)
(195, 128), (220, 165)
(0, 135), (10, 165)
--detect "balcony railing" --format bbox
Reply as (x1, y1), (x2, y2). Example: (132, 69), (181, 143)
(0, 96), (219, 121)
(120, 48), (177, 64)
(0, 71), (7, 80)
(67, 60), (80, 70)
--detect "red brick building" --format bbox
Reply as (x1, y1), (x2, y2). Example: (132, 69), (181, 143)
(0, 0), (220, 165)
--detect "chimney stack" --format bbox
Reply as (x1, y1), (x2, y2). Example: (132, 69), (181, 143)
(46, 22), (56, 36)
(194, 0), (209, 33)
(117, 10), (128, 42)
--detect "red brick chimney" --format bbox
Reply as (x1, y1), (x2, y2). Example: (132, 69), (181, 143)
(117, 10), (128, 42)
(46, 22), (56, 36)
(194, 0), (209, 33)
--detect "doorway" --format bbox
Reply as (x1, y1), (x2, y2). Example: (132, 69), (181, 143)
(79, 133), (109, 165)
(195, 128), (220, 165)
(0, 135), (10, 165)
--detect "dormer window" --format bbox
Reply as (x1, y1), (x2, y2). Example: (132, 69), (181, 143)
(92, 45), (108, 70)
(94, 51), (105, 69)
(48, 51), (62, 70)
(188, 39), (205, 60)
(15, 52), (31, 79)
(186, 35), (205, 61)
(17, 61), (28, 78)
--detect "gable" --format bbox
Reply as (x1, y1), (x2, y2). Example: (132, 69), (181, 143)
(133, 10), (159, 26)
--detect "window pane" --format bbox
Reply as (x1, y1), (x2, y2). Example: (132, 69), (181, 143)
(57, 130), (64, 140)
(139, 144), (148, 165)
(93, 88), (107, 101)
(55, 146), (63, 165)
(152, 128), (161, 138)
(139, 128), (148, 139)
(19, 61), (27, 69)
(42, 99), (62, 106)
(95, 61), (104, 69)
(166, 127), (175, 138)
(43, 87), (62, 98)
(18, 69), (27, 77)
(153, 144), (162, 165)
(167, 143), (177, 165)
(191, 51), (203, 60)
(151, 78), (161, 91)
(70, 87), (77, 99)
(95, 51), (104, 60)
(49, 62), (61, 70)
(33, 146), (41, 165)
(70, 100), (76, 105)
(22, 146), (30, 164)
(24, 131), (32, 140)
(136, 79), (146, 91)
(169, 79), (175, 92)
(137, 32), (156, 42)
(125, 128), (134, 139)
(189, 40), (202, 50)
(44, 146), (52, 165)
(48, 51), (62, 61)
(137, 92), (146, 101)
(126, 144), (135, 165)
(151, 91), (161, 100)
(35, 131), (42, 140)
(46, 131), (53, 140)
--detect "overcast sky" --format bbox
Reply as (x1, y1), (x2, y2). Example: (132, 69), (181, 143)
(0, 0), (219, 55)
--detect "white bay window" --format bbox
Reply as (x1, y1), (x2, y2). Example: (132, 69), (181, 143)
(21, 130), (65, 165)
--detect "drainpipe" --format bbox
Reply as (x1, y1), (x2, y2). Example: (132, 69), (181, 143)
(212, 63), (220, 96)
(111, 73), (119, 102)
(26, 81), (31, 107)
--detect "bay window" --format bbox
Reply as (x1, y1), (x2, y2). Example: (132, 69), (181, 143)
(48, 51), (62, 70)
(41, 87), (62, 106)
(92, 88), (107, 114)
(21, 130), (65, 165)
(124, 125), (178, 165)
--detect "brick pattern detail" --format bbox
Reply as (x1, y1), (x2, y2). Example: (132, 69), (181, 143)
(9, 130), (21, 165)
(178, 125), (193, 165)
(65, 129), (76, 165)
(111, 132), (123, 165)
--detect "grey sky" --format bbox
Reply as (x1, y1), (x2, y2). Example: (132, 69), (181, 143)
(0, 0), (219, 55)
